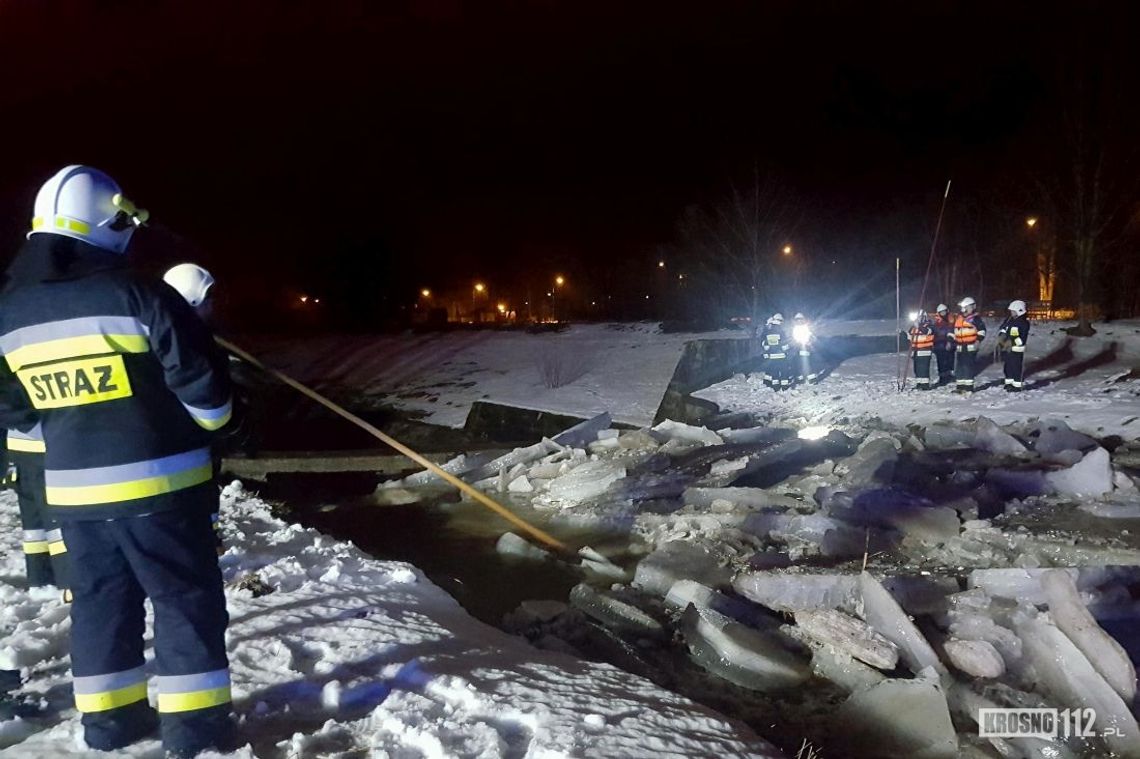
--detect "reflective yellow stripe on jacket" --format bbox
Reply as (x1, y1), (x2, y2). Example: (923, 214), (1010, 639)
(45, 447), (214, 507)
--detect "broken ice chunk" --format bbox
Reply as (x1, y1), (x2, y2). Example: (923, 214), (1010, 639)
(734, 571), (859, 614)
(794, 609), (899, 670)
(569, 584), (665, 639)
(809, 646), (886, 693)
(544, 461), (626, 504)
(838, 673), (958, 758)
(495, 532), (550, 561)
(968, 568), (1078, 606)
(1040, 569), (1137, 703)
(1028, 418), (1098, 456)
(857, 572), (944, 675)
(665, 580), (773, 629)
(507, 475), (534, 493)
(972, 417), (1028, 456)
(679, 604), (809, 691)
(947, 612), (1022, 664)
(684, 487), (803, 510)
(923, 424), (976, 449)
(652, 420), (724, 446)
(834, 438), (898, 486)
(1015, 616), (1140, 756)
(633, 541), (733, 597)
(1045, 447), (1113, 497)
(942, 638), (1004, 678)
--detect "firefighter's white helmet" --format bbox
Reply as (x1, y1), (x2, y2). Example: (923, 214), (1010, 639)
(1008, 299), (1027, 316)
(958, 297), (977, 311)
(163, 263), (215, 307)
(29, 165), (148, 254)
(770, 312), (784, 324)
(793, 312), (806, 321)
(936, 303), (949, 314)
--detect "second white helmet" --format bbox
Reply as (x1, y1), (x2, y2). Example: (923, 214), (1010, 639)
(29, 165), (147, 254)
(164, 263), (215, 307)
(936, 303), (949, 314)
(958, 297), (977, 311)
(1009, 299), (1027, 316)
(770, 312), (784, 324)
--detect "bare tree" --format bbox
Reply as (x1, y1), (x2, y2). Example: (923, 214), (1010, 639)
(677, 172), (802, 333)
(1036, 22), (1137, 334)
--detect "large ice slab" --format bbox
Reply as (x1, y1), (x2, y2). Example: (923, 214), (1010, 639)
(835, 438), (898, 486)
(568, 584), (665, 639)
(652, 420), (724, 446)
(838, 672), (958, 758)
(632, 541), (733, 597)
(857, 572), (943, 675)
(1040, 569), (1137, 703)
(794, 609), (899, 670)
(734, 571), (859, 614)
(1045, 447), (1113, 497)
(1015, 616), (1140, 756)
(679, 604), (809, 691)
(544, 460), (627, 504)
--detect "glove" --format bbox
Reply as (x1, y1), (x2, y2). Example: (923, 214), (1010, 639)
(997, 336), (1012, 351)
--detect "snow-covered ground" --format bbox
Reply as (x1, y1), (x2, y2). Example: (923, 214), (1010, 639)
(245, 324), (745, 428)
(698, 320), (1140, 441)
(0, 486), (781, 758)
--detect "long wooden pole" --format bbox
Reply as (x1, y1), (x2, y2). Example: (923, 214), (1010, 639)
(217, 337), (570, 554)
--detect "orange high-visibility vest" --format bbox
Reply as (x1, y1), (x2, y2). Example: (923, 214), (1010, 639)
(954, 314), (979, 344)
(909, 326), (934, 351)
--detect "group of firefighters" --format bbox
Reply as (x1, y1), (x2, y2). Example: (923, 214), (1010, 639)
(760, 298), (1031, 394)
(907, 298), (1031, 393)
(760, 312), (818, 389)
(1, 166), (233, 757)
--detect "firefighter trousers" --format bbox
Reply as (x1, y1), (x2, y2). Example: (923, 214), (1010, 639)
(61, 487), (232, 755)
(934, 348), (954, 383)
(912, 352), (932, 388)
(956, 347), (977, 390)
(765, 356), (791, 390)
(1003, 349), (1025, 391)
(11, 451), (69, 589)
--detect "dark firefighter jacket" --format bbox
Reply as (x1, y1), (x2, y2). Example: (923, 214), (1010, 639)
(0, 234), (232, 521)
(762, 324), (790, 359)
(998, 315), (1031, 353)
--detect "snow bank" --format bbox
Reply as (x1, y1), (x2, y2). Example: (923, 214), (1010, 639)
(0, 488), (781, 758)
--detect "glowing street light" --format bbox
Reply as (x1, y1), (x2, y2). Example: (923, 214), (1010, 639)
(782, 245), (793, 255)
(1026, 217), (1038, 228)
(420, 288), (431, 298)
(299, 295), (309, 304)
(474, 282), (486, 293)
(555, 275), (565, 287)
(496, 303), (506, 314)
(658, 260), (665, 268)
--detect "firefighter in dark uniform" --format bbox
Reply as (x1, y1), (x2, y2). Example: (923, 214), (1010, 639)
(931, 303), (955, 386)
(908, 311), (935, 389)
(998, 299), (1030, 392)
(792, 313), (818, 384)
(0, 166), (234, 757)
(952, 296), (987, 393)
(6, 423), (70, 591)
(762, 313), (791, 390)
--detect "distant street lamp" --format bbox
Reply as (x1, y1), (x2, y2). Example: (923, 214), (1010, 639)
(552, 275), (566, 320)
(474, 282), (486, 293)
(658, 260), (665, 268)
(782, 245), (793, 255)
(420, 288), (431, 298)
(1026, 217), (1038, 228)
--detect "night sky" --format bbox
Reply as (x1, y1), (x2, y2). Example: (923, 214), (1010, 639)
(0, 1), (1134, 323)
